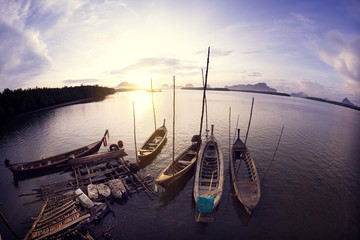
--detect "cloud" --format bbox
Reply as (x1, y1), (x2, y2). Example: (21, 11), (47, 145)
(111, 57), (200, 77)
(195, 48), (233, 57)
(63, 79), (100, 84)
(248, 72), (262, 77)
(0, 0), (54, 90)
(310, 30), (360, 94)
(242, 50), (263, 55)
(0, 20), (50, 90)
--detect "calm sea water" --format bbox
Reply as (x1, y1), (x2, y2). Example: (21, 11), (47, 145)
(0, 90), (359, 239)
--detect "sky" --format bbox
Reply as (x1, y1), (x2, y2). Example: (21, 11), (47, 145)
(0, 0), (360, 104)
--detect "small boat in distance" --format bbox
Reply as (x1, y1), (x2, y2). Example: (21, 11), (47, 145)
(146, 89), (162, 92)
(5, 130), (109, 178)
(137, 119), (167, 162)
(230, 129), (260, 214)
(193, 125), (224, 223)
(156, 135), (201, 187)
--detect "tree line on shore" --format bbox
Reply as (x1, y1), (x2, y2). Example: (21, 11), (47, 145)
(0, 85), (115, 120)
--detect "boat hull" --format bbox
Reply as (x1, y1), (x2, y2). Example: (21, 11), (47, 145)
(193, 134), (224, 222)
(156, 141), (200, 187)
(230, 137), (260, 214)
(137, 125), (167, 162)
(8, 139), (103, 178)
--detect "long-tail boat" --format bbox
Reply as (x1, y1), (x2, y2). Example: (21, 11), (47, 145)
(156, 135), (201, 187)
(137, 119), (167, 162)
(230, 129), (260, 214)
(5, 130), (109, 178)
(193, 125), (224, 223)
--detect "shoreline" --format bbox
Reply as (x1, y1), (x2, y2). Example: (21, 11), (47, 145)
(181, 87), (359, 111)
(1, 98), (94, 122)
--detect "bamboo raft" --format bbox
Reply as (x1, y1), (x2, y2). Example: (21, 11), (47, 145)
(23, 155), (155, 239)
(35, 157), (154, 201)
(24, 194), (96, 240)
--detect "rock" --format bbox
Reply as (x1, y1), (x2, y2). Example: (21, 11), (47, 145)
(87, 184), (98, 199)
(97, 183), (111, 197)
(108, 179), (126, 198)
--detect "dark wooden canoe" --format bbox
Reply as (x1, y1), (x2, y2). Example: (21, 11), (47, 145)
(156, 135), (201, 187)
(137, 119), (167, 162)
(6, 130), (108, 178)
(230, 129), (260, 214)
(193, 125), (224, 223)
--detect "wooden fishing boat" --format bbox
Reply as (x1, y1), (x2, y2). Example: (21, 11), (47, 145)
(6, 130), (108, 178)
(137, 119), (167, 162)
(193, 125), (224, 223)
(156, 135), (201, 187)
(230, 129), (260, 214)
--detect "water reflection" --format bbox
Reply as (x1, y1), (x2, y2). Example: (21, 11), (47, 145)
(157, 167), (195, 210)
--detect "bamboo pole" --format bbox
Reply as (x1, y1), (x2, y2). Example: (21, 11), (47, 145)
(244, 97), (254, 146)
(229, 107), (231, 163)
(199, 47), (210, 137)
(262, 125), (284, 182)
(202, 68), (209, 138)
(0, 211), (22, 240)
(151, 78), (157, 130)
(132, 101), (138, 162)
(233, 114), (239, 144)
(172, 76), (175, 183)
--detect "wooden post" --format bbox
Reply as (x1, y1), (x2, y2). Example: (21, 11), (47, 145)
(172, 76), (176, 182)
(229, 107), (231, 163)
(199, 47), (210, 137)
(244, 97), (254, 146)
(132, 101), (138, 162)
(202, 68), (209, 138)
(151, 78), (157, 130)
(0, 211), (22, 240)
(233, 114), (239, 143)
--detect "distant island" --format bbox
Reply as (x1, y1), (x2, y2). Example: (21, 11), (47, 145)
(182, 82), (358, 111)
(226, 82), (277, 92)
(303, 96), (360, 111)
(182, 82), (289, 97)
(114, 82), (143, 91)
(114, 81), (358, 111)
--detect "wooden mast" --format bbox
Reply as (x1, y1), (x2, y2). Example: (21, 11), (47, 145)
(244, 97), (254, 146)
(172, 76), (175, 182)
(133, 101), (138, 162)
(151, 78), (157, 130)
(199, 47), (210, 137)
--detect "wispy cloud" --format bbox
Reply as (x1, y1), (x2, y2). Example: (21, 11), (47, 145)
(111, 57), (200, 77)
(242, 50), (263, 55)
(0, 14), (51, 90)
(63, 79), (99, 85)
(248, 72), (262, 77)
(312, 30), (360, 83)
(195, 48), (233, 57)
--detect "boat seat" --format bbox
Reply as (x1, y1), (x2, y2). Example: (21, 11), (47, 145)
(177, 160), (190, 165)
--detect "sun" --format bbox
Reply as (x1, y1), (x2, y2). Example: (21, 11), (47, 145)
(123, 70), (151, 89)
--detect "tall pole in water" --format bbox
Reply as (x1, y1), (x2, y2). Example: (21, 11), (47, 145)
(151, 78), (157, 130)
(199, 47), (210, 137)
(172, 76), (175, 181)
(244, 97), (254, 146)
(132, 101), (138, 162)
